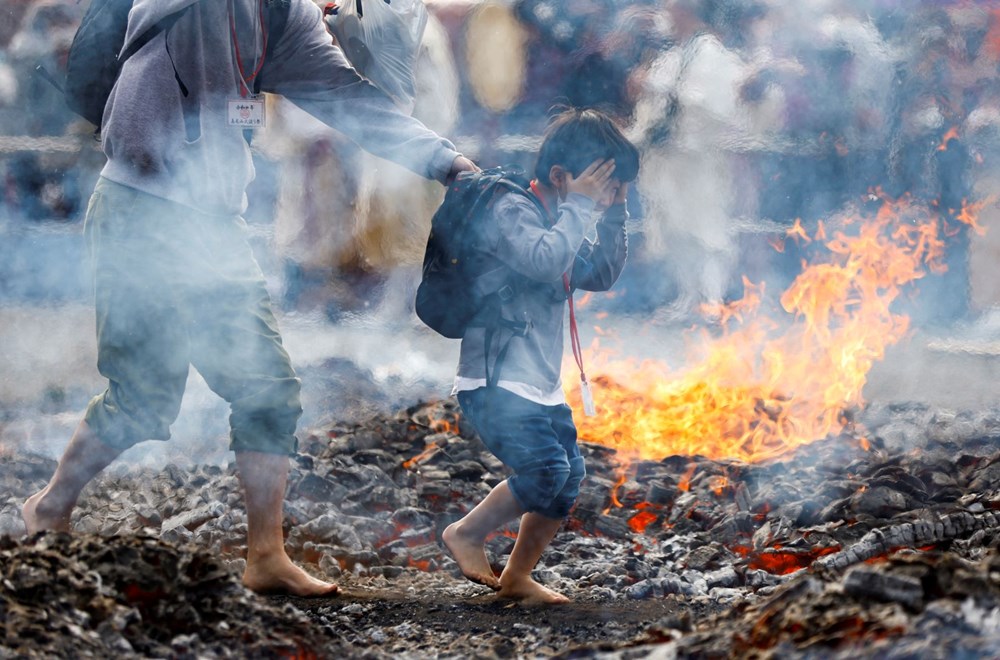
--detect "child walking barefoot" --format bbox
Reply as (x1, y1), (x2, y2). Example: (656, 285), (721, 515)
(442, 108), (640, 604)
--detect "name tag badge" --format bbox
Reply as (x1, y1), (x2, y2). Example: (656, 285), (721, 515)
(227, 97), (265, 128)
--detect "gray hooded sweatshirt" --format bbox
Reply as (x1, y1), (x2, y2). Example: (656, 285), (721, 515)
(102, 0), (459, 216)
(456, 191), (629, 399)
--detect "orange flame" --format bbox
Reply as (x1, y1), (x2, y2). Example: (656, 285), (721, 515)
(404, 415), (459, 469)
(954, 197), (994, 236)
(678, 463), (697, 492)
(937, 126), (959, 151)
(403, 444), (440, 470)
(709, 475), (729, 497)
(566, 192), (982, 462)
(786, 218), (811, 244)
(431, 418), (457, 434)
(608, 469), (627, 509)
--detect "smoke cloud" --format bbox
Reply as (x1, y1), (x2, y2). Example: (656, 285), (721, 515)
(1, 0), (998, 464)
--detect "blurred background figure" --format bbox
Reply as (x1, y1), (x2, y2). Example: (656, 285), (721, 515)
(963, 6), (1000, 333)
(876, 3), (990, 331)
(513, 0), (668, 123)
(748, 0), (896, 297)
(258, 5), (461, 322)
(2, 0), (1000, 471)
(627, 0), (774, 320)
(1, 0), (91, 222)
(1, 0), (998, 334)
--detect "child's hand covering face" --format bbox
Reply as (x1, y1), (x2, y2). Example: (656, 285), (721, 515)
(609, 181), (629, 208)
(589, 179), (626, 212)
(565, 158), (617, 206)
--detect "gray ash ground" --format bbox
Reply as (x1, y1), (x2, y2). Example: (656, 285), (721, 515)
(5, 396), (1000, 658)
(276, 589), (694, 658)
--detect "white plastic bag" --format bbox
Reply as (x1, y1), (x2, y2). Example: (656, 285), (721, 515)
(325, 0), (429, 114)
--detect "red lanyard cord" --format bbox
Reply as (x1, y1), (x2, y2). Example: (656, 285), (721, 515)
(529, 180), (588, 384)
(229, 0), (269, 97)
(564, 271), (587, 383)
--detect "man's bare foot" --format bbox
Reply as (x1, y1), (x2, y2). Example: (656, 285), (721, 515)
(497, 574), (570, 605)
(243, 552), (339, 598)
(22, 487), (72, 535)
(442, 521), (501, 590)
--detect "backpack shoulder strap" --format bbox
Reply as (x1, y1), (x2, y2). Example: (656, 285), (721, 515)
(118, 3), (193, 65)
(496, 177), (547, 219)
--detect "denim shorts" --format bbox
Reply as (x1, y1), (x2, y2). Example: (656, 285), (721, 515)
(457, 387), (585, 519)
(82, 178), (302, 455)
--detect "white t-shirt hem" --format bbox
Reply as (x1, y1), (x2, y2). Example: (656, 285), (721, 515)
(451, 377), (566, 407)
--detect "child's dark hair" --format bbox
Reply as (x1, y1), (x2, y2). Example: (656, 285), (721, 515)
(534, 107), (640, 184)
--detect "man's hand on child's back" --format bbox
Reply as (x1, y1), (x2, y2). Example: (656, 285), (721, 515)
(446, 155), (480, 184)
(566, 158), (616, 205)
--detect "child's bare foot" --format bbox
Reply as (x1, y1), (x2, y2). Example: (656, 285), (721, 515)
(22, 488), (72, 535)
(442, 521), (501, 590)
(497, 574), (571, 605)
(243, 552), (339, 598)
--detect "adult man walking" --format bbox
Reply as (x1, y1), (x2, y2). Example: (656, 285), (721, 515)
(23, 0), (475, 597)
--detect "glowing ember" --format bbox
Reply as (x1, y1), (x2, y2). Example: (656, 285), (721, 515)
(487, 528), (518, 541)
(403, 416), (459, 469)
(678, 463), (697, 492)
(567, 192), (988, 462)
(402, 444), (439, 470)
(733, 545), (842, 575)
(408, 558), (431, 572)
(430, 418), (458, 434)
(748, 547), (841, 574)
(709, 475), (730, 497)
(627, 509), (658, 534)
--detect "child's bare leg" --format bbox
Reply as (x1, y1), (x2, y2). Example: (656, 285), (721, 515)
(498, 512), (569, 604)
(22, 421), (121, 534)
(443, 479), (523, 590)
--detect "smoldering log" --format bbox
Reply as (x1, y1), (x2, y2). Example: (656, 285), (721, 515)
(814, 510), (1000, 573)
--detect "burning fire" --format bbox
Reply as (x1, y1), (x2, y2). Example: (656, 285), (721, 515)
(402, 417), (458, 469)
(937, 125), (960, 151)
(567, 191), (989, 463)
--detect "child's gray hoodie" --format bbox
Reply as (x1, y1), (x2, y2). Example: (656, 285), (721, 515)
(102, 0), (459, 216)
(456, 191), (629, 400)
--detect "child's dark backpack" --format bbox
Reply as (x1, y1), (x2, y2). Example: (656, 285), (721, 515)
(415, 165), (544, 339)
(62, 0), (287, 129)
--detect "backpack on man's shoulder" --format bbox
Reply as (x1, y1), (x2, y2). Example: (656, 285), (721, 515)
(62, 0), (138, 128)
(415, 164), (544, 339)
(62, 0), (288, 130)
(63, 0), (194, 128)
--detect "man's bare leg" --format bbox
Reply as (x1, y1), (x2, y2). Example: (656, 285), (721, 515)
(22, 421), (121, 534)
(236, 450), (338, 597)
(442, 479), (523, 590)
(498, 512), (569, 604)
